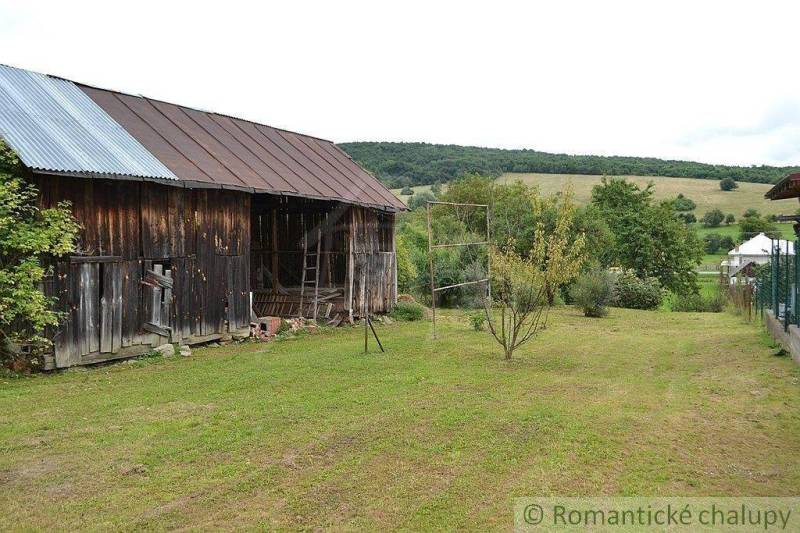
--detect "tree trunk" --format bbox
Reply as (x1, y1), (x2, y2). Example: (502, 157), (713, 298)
(545, 283), (556, 306)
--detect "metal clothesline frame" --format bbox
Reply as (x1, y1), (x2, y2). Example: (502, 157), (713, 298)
(426, 200), (491, 339)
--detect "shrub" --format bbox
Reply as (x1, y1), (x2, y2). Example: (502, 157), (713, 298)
(407, 191), (436, 210)
(570, 269), (616, 317)
(400, 186), (414, 195)
(701, 209), (725, 228)
(467, 311), (486, 331)
(703, 233), (722, 254)
(719, 235), (736, 251)
(671, 292), (725, 312)
(725, 213), (735, 225)
(720, 177), (738, 191)
(672, 193), (696, 211)
(390, 301), (425, 321)
(0, 140), (79, 371)
(612, 271), (662, 310)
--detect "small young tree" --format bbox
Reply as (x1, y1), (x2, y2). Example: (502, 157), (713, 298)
(0, 141), (79, 368)
(483, 192), (586, 360)
(725, 213), (735, 225)
(720, 177), (738, 191)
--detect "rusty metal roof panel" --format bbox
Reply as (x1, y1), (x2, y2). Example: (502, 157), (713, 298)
(0, 64), (177, 181)
(80, 85), (405, 211)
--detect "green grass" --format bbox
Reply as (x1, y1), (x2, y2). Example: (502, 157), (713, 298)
(1, 308), (799, 530)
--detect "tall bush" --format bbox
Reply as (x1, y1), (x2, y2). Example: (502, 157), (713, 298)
(0, 141), (80, 367)
(612, 271), (662, 310)
(570, 269), (616, 317)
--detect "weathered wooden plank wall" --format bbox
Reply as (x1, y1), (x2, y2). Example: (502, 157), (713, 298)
(33, 175), (250, 368)
(350, 208), (396, 316)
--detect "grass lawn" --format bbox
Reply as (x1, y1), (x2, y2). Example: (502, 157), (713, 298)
(2, 308), (799, 530)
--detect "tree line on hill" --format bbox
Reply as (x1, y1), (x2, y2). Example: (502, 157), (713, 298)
(339, 142), (799, 188)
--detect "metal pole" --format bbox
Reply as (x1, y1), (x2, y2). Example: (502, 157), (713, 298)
(485, 204), (491, 303)
(785, 245), (790, 331)
(795, 239), (799, 327)
(427, 202), (437, 339)
(772, 241), (779, 317)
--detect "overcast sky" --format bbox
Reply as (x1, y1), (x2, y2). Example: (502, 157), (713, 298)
(1, 0), (798, 167)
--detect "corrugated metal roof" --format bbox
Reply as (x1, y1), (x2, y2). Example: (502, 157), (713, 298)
(79, 86), (406, 211)
(0, 64), (177, 181)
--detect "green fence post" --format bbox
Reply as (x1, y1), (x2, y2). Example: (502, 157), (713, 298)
(785, 245), (790, 331)
(772, 242), (779, 317)
(795, 240), (799, 327)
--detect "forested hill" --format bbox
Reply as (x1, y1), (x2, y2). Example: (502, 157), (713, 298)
(338, 142), (798, 188)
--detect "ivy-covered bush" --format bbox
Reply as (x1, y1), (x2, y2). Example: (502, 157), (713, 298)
(0, 140), (79, 371)
(612, 271), (663, 310)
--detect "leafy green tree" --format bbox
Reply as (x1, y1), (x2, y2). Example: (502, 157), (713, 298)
(720, 177), (738, 191)
(671, 193), (696, 211)
(395, 234), (418, 293)
(720, 236), (735, 251)
(407, 190), (436, 210)
(703, 233), (722, 254)
(485, 195), (586, 359)
(743, 208), (760, 218)
(701, 209), (725, 227)
(590, 177), (703, 294)
(0, 141), (80, 366)
(725, 213), (735, 225)
(400, 186), (413, 195)
(679, 212), (696, 224)
(739, 213), (779, 240)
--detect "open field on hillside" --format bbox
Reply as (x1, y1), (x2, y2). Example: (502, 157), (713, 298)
(392, 174), (796, 217)
(498, 173), (790, 216)
(2, 308), (799, 530)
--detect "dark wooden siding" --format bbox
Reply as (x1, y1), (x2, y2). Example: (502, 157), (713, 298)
(34, 176), (250, 368)
(349, 208), (396, 316)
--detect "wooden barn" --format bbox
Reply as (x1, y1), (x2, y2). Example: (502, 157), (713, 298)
(0, 64), (405, 369)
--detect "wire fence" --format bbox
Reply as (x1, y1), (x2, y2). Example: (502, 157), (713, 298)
(755, 240), (799, 332)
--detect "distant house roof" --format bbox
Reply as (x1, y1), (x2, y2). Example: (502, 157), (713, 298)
(728, 232), (794, 256)
(0, 64), (404, 211)
(0, 64), (177, 181)
(765, 172), (800, 200)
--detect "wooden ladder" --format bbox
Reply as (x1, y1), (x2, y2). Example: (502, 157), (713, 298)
(298, 219), (322, 320)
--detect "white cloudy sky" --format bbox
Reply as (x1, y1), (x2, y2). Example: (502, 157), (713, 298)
(1, 0), (798, 166)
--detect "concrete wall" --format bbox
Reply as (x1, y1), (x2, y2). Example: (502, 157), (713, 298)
(763, 310), (800, 365)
